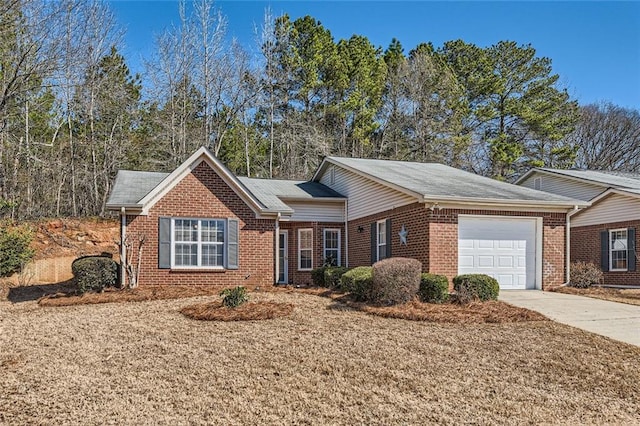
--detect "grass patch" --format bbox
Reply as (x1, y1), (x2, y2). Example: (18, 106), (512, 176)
(290, 286), (546, 323)
(38, 285), (224, 307)
(553, 286), (640, 306)
(180, 300), (294, 321)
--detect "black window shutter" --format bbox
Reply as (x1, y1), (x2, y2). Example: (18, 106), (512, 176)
(158, 217), (171, 269)
(386, 218), (392, 258)
(600, 230), (609, 272)
(227, 218), (239, 269)
(628, 228), (636, 272)
(371, 222), (377, 265)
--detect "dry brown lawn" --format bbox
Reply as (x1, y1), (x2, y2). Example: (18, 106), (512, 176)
(554, 286), (640, 306)
(1, 291), (639, 425)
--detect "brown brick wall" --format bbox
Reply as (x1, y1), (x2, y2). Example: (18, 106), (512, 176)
(347, 204), (567, 290)
(126, 162), (275, 287)
(571, 220), (640, 286)
(279, 222), (345, 285)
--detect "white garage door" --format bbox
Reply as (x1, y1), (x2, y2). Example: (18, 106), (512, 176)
(458, 216), (537, 290)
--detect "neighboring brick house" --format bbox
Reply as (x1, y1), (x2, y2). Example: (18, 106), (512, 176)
(107, 147), (586, 290)
(517, 168), (640, 286)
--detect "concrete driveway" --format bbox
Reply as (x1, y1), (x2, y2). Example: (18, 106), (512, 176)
(500, 290), (640, 346)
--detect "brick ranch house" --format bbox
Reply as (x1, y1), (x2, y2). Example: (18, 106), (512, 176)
(518, 168), (640, 286)
(107, 147), (588, 290)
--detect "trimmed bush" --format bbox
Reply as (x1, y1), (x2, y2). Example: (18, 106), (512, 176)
(0, 224), (35, 277)
(453, 274), (499, 303)
(71, 256), (118, 294)
(324, 266), (349, 288)
(569, 261), (603, 288)
(371, 257), (422, 305)
(419, 273), (450, 304)
(311, 266), (327, 287)
(220, 286), (249, 308)
(340, 266), (373, 301)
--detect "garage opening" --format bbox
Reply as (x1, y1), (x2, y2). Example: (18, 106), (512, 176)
(458, 216), (539, 290)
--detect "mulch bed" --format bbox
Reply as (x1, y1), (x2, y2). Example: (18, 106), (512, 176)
(38, 285), (225, 307)
(287, 286), (547, 323)
(180, 300), (295, 321)
(552, 285), (640, 306)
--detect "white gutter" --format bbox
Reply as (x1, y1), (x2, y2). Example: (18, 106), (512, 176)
(274, 212), (280, 285)
(120, 207), (126, 288)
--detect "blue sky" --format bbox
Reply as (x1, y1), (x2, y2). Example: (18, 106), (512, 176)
(109, 1), (640, 109)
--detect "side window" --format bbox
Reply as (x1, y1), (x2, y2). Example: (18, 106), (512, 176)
(298, 229), (313, 270)
(377, 220), (387, 262)
(323, 229), (341, 266)
(610, 229), (628, 271)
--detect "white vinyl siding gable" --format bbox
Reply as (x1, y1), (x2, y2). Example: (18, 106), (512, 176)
(284, 201), (345, 222)
(519, 173), (605, 202)
(319, 165), (415, 220)
(572, 194), (640, 227)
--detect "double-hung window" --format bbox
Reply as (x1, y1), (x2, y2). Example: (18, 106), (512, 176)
(610, 229), (628, 271)
(377, 219), (387, 262)
(298, 229), (313, 270)
(323, 229), (341, 266)
(173, 218), (225, 268)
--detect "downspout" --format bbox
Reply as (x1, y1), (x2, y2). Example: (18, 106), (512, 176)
(274, 212), (280, 285)
(564, 206), (580, 285)
(120, 207), (126, 288)
(344, 199), (349, 267)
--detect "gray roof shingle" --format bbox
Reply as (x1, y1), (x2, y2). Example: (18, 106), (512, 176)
(324, 157), (585, 205)
(536, 168), (640, 190)
(107, 170), (169, 206)
(238, 177), (344, 213)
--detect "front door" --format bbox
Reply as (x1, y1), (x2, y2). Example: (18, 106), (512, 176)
(278, 231), (288, 284)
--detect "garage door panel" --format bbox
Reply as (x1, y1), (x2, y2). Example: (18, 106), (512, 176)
(498, 256), (513, 267)
(458, 217), (537, 290)
(478, 256), (494, 267)
(478, 240), (494, 249)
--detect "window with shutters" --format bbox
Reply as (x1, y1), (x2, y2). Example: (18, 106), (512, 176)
(171, 218), (225, 268)
(323, 229), (340, 266)
(298, 229), (313, 270)
(377, 219), (387, 262)
(610, 229), (628, 271)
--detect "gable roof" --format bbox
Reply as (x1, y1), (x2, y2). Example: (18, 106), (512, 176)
(106, 147), (345, 216)
(314, 157), (588, 208)
(516, 168), (640, 190)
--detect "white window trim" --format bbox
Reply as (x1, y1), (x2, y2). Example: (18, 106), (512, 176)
(376, 219), (387, 262)
(323, 228), (341, 266)
(170, 218), (226, 270)
(298, 228), (313, 271)
(609, 228), (628, 272)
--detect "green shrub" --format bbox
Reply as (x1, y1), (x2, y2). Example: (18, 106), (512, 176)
(220, 286), (249, 308)
(452, 274), (499, 303)
(311, 266), (328, 287)
(419, 273), (450, 304)
(324, 266), (349, 288)
(71, 256), (118, 294)
(340, 266), (373, 301)
(569, 261), (603, 288)
(0, 224), (35, 277)
(371, 257), (421, 305)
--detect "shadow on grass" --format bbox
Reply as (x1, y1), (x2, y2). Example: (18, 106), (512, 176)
(7, 280), (75, 303)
